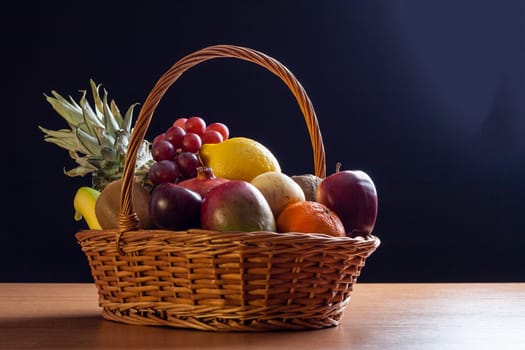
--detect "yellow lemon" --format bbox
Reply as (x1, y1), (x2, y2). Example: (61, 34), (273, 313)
(200, 137), (281, 182)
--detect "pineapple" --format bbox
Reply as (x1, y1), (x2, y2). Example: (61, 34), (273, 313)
(39, 79), (153, 191)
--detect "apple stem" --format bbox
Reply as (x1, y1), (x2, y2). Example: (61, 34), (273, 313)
(335, 162), (342, 173)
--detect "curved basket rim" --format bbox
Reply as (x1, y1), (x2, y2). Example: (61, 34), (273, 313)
(76, 228), (380, 249)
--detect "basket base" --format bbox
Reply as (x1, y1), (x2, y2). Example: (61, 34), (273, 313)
(100, 305), (346, 332)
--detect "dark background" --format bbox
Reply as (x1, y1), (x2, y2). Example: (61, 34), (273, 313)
(2, 1), (524, 282)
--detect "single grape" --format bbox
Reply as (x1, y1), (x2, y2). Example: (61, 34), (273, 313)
(206, 122), (229, 140)
(165, 126), (186, 149)
(147, 159), (180, 184)
(152, 139), (176, 161)
(152, 133), (166, 146)
(202, 129), (223, 144)
(173, 117), (187, 129)
(181, 132), (202, 153)
(184, 116), (206, 136)
(176, 151), (201, 179)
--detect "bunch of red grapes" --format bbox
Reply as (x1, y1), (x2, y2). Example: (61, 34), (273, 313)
(147, 116), (229, 185)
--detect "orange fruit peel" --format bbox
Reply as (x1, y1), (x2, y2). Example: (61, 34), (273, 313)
(276, 201), (346, 237)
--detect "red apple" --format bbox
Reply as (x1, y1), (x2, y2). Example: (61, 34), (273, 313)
(316, 167), (377, 236)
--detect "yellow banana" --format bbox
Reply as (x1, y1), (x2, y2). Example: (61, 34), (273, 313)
(73, 187), (102, 229)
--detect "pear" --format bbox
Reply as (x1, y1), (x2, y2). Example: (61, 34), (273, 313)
(251, 171), (305, 219)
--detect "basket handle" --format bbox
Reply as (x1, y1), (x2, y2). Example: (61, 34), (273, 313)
(118, 44), (326, 238)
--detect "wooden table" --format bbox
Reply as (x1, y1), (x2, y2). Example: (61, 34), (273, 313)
(1, 283), (523, 349)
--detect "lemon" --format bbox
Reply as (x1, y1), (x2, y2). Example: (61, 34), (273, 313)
(200, 137), (281, 182)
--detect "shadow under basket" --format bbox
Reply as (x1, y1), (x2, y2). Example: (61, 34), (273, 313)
(75, 44), (381, 331)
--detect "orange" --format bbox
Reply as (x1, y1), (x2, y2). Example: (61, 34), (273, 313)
(276, 201), (346, 237)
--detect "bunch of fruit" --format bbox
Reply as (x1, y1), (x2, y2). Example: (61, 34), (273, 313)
(147, 116), (230, 185)
(42, 81), (377, 238)
(73, 114), (378, 238)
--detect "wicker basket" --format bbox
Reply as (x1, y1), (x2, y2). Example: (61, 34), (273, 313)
(75, 44), (380, 331)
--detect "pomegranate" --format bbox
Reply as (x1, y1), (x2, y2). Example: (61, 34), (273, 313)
(178, 167), (229, 197)
(316, 164), (378, 236)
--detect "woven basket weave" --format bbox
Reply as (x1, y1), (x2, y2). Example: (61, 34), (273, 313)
(75, 44), (380, 331)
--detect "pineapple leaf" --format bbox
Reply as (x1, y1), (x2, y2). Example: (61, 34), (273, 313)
(45, 91), (83, 128)
(67, 149), (83, 161)
(79, 90), (104, 135)
(136, 140), (154, 169)
(114, 130), (129, 156)
(39, 127), (89, 153)
(42, 136), (83, 153)
(89, 79), (105, 116)
(76, 128), (101, 156)
(110, 99), (125, 127)
(92, 126), (115, 150)
(64, 165), (97, 177)
(84, 157), (104, 170)
(123, 103), (139, 133)
(68, 94), (83, 110)
(64, 167), (90, 177)
(102, 89), (121, 135)
(38, 126), (76, 141)
(101, 146), (117, 161)
(63, 152), (98, 177)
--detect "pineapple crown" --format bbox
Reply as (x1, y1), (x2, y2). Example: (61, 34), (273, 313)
(39, 80), (153, 180)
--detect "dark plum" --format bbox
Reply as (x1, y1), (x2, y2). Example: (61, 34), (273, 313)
(149, 183), (202, 230)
